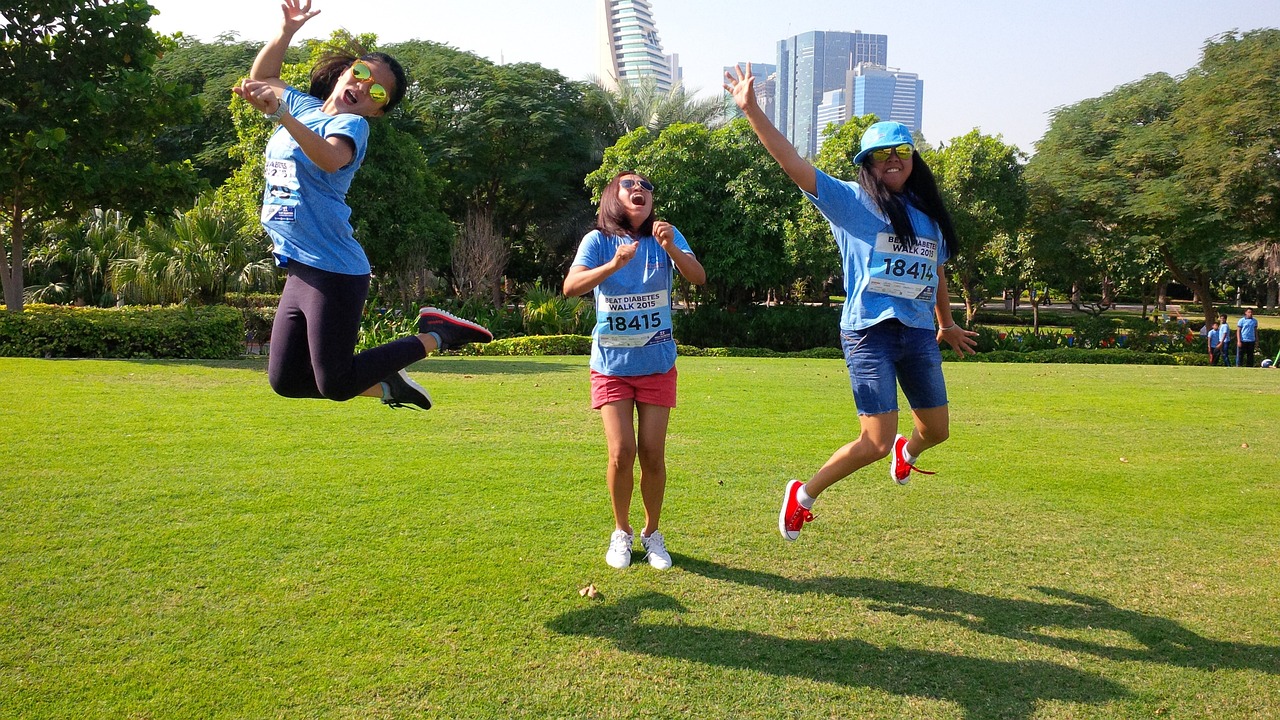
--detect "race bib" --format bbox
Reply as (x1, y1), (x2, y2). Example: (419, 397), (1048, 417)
(596, 290), (673, 348)
(264, 159), (297, 186)
(867, 232), (938, 301)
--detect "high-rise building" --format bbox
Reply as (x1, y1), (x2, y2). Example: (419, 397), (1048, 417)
(814, 88), (847, 154)
(775, 31), (890, 157)
(847, 64), (923, 133)
(597, 0), (676, 92)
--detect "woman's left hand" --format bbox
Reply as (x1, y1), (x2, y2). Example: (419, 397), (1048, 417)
(654, 221), (675, 251)
(939, 324), (979, 356)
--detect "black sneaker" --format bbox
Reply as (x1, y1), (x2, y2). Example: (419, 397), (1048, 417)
(417, 307), (494, 350)
(381, 369), (432, 411)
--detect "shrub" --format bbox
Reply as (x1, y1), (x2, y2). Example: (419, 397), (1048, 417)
(0, 304), (243, 359)
(943, 348), (1178, 365)
(464, 335), (592, 356)
(674, 305), (840, 352)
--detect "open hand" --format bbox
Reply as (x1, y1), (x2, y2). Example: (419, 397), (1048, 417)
(280, 0), (321, 34)
(723, 63), (757, 112)
(939, 324), (980, 356)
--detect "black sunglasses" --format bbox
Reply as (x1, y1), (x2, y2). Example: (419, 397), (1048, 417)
(620, 178), (654, 192)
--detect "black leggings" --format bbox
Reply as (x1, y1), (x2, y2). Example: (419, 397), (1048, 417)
(268, 262), (426, 400)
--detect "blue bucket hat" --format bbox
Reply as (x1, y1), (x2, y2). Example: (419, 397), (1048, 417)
(853, 121), (915, 165)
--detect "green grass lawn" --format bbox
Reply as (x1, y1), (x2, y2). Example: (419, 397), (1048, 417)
(2, 356), (1278, 719)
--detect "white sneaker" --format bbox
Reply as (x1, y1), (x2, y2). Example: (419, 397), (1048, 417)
(605, 530), (633, 568)
(641, 531), (672, 570)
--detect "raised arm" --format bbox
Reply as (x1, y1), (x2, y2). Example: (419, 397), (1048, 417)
(724, 63), (816, 196)
(250, 0), (319, 90)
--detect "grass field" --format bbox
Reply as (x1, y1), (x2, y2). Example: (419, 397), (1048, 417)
(2, 356), (1279, 719)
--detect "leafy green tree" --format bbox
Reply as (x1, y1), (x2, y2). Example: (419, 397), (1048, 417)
(1, 0), (202, 311)
(153, 33), (275, 187)
(388, 41), (605, 285)
(1176, 29), (1280, 311)
(1028, 72), (1228, 324)
(929, 130), (1028, 322)
(586, 121), (793, 308)
(24, 210), (132, 306)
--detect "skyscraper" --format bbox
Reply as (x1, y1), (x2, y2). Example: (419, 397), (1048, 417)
(723, 62), (777, 121)
(775, 31), (890, 157)
(847, 64), (923, 133)
(597, 0), (676, 92)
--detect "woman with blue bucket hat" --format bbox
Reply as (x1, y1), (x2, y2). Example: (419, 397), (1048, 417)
(726, 64), (979, 542)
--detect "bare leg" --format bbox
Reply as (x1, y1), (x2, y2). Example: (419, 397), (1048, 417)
(600, 400), (638, 535)
(805, 411), (898, 498)
(906, 404), (950, 457)
(635, 402), (671, 536)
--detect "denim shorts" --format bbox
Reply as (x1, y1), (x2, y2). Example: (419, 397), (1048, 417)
(841, 319), (948, 416)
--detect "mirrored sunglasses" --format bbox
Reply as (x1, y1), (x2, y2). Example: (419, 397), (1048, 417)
(870, 144), (913, 162)
(351, 61), (388, 105)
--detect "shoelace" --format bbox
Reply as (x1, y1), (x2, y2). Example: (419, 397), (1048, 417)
(788, 506), (815, 528)
(902, 460), (937, 477)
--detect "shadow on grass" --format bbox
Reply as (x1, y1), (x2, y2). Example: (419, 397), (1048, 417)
(408, 357), (581, 376)
(547, 590), (1128, 719)
(673, 555), (1280, 677)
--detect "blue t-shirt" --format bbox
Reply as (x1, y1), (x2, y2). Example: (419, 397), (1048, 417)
(1219, 323), (1233, 346)
(805, 170), (948, 332)
(1238, 316), (1258, 342)
(572, 228), (693, 377)
(260, 86), (371, 275)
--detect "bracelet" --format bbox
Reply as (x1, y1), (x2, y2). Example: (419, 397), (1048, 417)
(940, 324), (956, 331)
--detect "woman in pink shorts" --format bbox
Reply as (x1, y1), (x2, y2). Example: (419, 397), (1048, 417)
(564, 171), (706, 570)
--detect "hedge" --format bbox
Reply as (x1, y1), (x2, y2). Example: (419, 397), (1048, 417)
(0, 304), (244, 359)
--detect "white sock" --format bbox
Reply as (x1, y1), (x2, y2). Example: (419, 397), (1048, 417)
(904, 446), (919, 464)
(797, 485), (815, 509)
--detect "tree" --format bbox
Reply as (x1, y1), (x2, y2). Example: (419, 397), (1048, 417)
(929, 130), (1028, 323)
(1176, 29), (1280, 310)
(586, 121), (794, 308)
(388, 41), (605, 285)
(1, 0), (202, 312)
(589, 76), (728, 135)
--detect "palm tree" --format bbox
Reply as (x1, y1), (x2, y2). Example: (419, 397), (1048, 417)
(591, 76), (728, 135)
(24, 209), (132, 306)
(111, 196), (277, 305)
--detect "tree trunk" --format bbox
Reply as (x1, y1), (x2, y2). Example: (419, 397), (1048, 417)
(1156, 281), (1169, 309)
(1158, 247), (1214, 326)
(1266, 279), (1278, 309)
(2, 195), (26, 312)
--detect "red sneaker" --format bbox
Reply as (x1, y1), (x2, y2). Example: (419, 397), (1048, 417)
(890, 434), (936, 485)
(778, 480), (814, 541)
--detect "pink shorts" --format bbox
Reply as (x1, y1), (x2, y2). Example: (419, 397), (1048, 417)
(590, 367), (678, 409)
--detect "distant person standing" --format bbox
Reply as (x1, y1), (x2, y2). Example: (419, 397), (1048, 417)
(1207, 321), (1222, 365)
(1217, 314), (1233, 366)
(1237, 308), (1258, 367)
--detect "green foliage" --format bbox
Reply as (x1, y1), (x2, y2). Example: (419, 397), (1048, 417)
(945, 348), (1179, 365)
(0, 304), (243, 359)
(672, 305), (840, 352)
(465, 334), (592, 356)
(1, 0), (204, 310)
(588, 120), (796, 308)
(521, 284), (595, 336)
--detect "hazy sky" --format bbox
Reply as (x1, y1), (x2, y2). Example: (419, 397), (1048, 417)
(145, 0), (1276, 153)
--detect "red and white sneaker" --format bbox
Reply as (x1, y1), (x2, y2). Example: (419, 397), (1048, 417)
(778, 480), (814, 541)
(417, 307), (494, 350)
(890, 434), (936, 485)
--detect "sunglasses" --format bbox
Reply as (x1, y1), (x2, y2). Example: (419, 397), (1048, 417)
(620, 178), (654, 192)
(351, 61), (388, 105)
(870, 144), (913, 162)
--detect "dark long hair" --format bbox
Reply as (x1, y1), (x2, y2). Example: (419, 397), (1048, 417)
(594, 171), (655, 239)
(309, 50), (408, 113)
(857, 152), (958, 259)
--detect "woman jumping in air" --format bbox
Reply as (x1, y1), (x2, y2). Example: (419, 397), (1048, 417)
(725, 64), (978, 542)
(233, 0), (490, 411)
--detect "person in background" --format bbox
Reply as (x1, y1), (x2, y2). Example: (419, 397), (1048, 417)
(1236, 308), (1258, 368)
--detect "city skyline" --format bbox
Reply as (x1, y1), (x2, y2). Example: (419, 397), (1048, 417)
(142, 0), (1277, 153)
